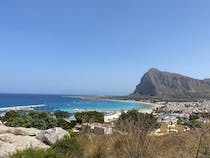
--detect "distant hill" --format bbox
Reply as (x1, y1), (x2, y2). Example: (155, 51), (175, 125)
(133, 68), (210, 99)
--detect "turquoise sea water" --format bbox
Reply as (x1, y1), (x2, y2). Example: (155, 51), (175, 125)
(0, 94), (151, 113)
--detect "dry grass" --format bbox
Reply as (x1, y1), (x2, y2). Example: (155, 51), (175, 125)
(72, 112), (210, 158)
(79, 134), (110, 158)
(76, 126), (210, 158)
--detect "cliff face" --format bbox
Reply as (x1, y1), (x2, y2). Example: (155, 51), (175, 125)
(134, 68), (210, 98)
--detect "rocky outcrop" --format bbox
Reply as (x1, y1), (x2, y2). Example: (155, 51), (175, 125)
(0, 125), (69, 158)
(133, 68), (210, 98)
(37, 127), (70, 145)
(0, 125), (40, 136)
(0, 133), (49, 158)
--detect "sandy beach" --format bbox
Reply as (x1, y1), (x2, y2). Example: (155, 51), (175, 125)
(72, 96), (159, 123)
(103, 100), (159, 122)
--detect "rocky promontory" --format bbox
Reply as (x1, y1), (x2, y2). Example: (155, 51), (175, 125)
(133, 68), (210, 98)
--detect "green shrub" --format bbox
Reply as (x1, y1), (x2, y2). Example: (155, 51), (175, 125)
(67, 130), (79, 138)
(189, 113), (199, 120)
(2, 110), (20, 122)
(51, 136), (83, 157)
(3, 110), (77, 130)
(9, 136), (83, 158)
(57, 118), (75, 130)
(118, 109), (159, 130)
(5, 111), (57, 130)
(75, 111), (104, 123)
(9, 148), (64, 158)
(54, 110), (69, 119)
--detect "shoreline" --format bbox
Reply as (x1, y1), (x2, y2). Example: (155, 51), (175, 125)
(0, 96), (159, 122)
(67, 95), (161, 115)
(68, 95), (157, 108)
(0, 104), (46, 112)
(77, 97), (160, 122)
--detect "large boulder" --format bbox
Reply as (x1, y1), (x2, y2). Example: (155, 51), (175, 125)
(0, 125), (69, 157)
(37, 127), (70, 145)
(0, 125), (40, 136)
(0, 133), (49, 158)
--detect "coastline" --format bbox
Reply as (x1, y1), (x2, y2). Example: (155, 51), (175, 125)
(65, 95), (158, 122)
(69, 95), (157, 108)
(65, 95), (156, 110)
(0, 104), (46, 112)
(84, 97), (159, 122)
(103, 100), (159, 122)
(0, 96), (159, 123)
(100, 99), (164, 122)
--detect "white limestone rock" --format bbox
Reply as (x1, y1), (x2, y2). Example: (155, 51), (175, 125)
(37, 127), (70, 145)
(0, 133), (49, 158)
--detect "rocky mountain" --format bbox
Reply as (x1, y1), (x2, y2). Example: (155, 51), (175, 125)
(133, 68), (210, 98)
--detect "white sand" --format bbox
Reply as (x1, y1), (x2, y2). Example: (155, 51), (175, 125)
(103, 100), (159, 122)
(104, 112), (121, 122)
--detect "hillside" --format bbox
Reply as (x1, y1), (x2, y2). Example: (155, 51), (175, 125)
(133, 68), (210, 98)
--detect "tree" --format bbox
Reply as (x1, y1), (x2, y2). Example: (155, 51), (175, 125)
(51, 136), (83, 158)
(57, 119), (75, 130)
(54, 110), (69, 119)
(75, 111), (104, 123)
(5, 111), (57, 130)
(113, 110), (159, 158)
(118, 109), (159, 130)
(2, 110), (20, 122)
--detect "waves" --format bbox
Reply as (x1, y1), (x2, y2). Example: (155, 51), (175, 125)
(0, 104), (46, 111)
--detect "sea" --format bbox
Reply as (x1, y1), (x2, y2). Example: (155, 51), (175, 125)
(0, 94), (151, 115)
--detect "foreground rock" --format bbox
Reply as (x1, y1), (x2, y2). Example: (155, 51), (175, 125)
(0, 133), (49, 158)
(0, 125), (40, 136)
(0, 125), (69, 158)
(37, 127), (70, 145)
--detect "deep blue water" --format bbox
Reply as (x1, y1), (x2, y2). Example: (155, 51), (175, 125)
(0, 94), (151, 113)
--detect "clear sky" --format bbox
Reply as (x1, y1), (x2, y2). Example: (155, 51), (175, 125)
(0, 0), (210, 95)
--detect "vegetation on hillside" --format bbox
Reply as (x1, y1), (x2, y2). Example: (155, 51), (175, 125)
(9, 136), (82, 158)
(4, 111), (57, 130)
(1, 110), (21, 122)
(54, 110), (69, 119)
(0, 110), (74, 130)
(177, 112), (210, 129)
(3, 109), (210, 158)
(118, 109), (159, 130)
(75, 111), (104, 123)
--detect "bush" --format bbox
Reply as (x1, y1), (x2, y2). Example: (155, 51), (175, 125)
(5, 111), (57, 130)
(10, 136), (83, 158)
(54, 110), (69, 119)
(51, 136), (83, 158)
(57, 118), (75, 130)
(75, 111), (104, 123)
(118, 109), (159, 130)
(3, 110), (76, 130)
(9, 148), (64, 158)
(189, 113), (199, 120)
(1, 110), (20, 122)
(67, 130), (79, 138)
(80, 135), (108, 158)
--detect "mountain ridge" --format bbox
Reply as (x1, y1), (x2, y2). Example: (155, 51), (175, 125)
(133, 68), (210, 98)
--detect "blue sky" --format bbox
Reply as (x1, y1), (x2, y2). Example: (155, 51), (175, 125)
(0, 0), (210, 95)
